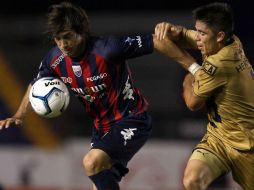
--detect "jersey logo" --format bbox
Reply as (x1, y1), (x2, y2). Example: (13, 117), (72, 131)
(52, 54), (65, 69)
(121, 128), (137, 146)
(125, 37), (135, 46)
(72, 65), (82, 77)
(196, 150), (209, 157)
(136, 36), (143, 48)
(71, 83), (107, 102)
(124, 36), (142, 48)
(203, 61), (217, 76)
(86, 73), (108, 82)
(122, 76), (134, 100)
(61, 77), (72, 84)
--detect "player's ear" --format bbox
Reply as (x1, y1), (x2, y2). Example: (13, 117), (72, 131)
(216, 31), (225, 43)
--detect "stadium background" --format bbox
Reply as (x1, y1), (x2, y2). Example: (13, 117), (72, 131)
(0, 0), (253, 189)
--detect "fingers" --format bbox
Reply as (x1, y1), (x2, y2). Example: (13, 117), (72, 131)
(155, 22), (171, 40)
(0, 120), (7, 130)
(0, 118), (22, 130)
(15, 119), (22, 125)
(171, 25), (183, 35)
(155, 22), (182, 41)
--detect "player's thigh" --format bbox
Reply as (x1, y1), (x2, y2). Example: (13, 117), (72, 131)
(184, 159), (215, 186)
(91, 112), (152, 165)
(184, 149), (228, 185)
(230, 148), (254, 189)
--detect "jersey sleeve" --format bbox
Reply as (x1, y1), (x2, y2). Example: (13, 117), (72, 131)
(193, 57), (228, 98)
(102, 34), (154, 60)
(178, 28), (198, 49)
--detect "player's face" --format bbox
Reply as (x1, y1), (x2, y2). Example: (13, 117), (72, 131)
(54, 31), (86, 58)
(195, 20), (220, 56)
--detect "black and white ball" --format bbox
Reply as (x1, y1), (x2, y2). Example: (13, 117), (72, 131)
(29, 77), (70, 118)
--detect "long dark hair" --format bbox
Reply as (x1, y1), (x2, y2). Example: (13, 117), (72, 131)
(46, 2), (90, 41)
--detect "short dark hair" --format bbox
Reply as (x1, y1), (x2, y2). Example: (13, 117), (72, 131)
(47, 2), (90, 39)
(193, 2), (234, 40)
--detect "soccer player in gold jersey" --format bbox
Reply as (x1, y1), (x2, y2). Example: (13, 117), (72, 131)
(154, 2), (254, 190)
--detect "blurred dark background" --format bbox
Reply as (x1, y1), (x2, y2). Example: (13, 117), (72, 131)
(0, 0), (253, 147)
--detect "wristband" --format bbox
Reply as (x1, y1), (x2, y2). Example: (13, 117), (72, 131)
(188, 62), (201, 75)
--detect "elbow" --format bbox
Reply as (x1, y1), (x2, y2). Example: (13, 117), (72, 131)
(187, 106), (199, 112)
(186, 102), (203, 111)
(186, 104), (197, 111)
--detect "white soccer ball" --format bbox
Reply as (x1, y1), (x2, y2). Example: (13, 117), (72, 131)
(29, 77), (70, 118)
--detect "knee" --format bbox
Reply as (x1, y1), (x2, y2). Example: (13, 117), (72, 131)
(183, 170), (208, 190)
(83, 154), (98, 175)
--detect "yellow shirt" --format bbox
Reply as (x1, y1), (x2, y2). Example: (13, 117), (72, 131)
(185, 30), (254, 150)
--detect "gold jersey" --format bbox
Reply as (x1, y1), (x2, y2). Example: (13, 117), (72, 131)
(185, 30), (254, 150)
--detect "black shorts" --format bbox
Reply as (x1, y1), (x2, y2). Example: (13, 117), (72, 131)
(91, 112), (152, 167)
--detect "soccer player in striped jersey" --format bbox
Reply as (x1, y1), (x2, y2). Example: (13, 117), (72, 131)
(155, 2), (254, 190)
(0, 2), (192, 190)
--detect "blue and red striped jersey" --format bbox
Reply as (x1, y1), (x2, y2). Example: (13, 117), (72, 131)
(35, 34), (154, 133)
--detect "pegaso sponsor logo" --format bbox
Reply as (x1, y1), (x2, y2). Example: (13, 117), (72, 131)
(87, 73), (107, 82)
(52, 54), (65, 69)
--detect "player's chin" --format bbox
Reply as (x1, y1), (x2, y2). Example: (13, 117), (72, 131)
(65, 52), (76, 58)
(199, 50), (205, 55)
(68, 50), (83, 58)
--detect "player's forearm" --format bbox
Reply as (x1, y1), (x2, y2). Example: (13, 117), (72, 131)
(13, 84), (33, 119)
(173, 49), (197, 71)
(154, 37), (196, 70)
(183, 75), (194, 109)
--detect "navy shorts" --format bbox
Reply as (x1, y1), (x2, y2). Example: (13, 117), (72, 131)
(91, 112), (152, 167)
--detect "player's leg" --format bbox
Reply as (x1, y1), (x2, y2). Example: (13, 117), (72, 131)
(84, 112), (152, 190)
(183, 149), (227, 190)
(183, 133), (230, 190)
(83, 148), (120, 190)
(229, 147), (254, 190)
(83, 148), (113, 176)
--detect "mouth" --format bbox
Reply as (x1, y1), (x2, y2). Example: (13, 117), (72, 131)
(197, 46), (203, 51)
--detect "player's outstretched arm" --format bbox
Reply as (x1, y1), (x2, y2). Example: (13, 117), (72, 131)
(0, 84), (33, 130)
(153, 35), (196, 71)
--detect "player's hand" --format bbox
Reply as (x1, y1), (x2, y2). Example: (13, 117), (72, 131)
(0, 117), (23, 130)
(154, 22), (183, 41)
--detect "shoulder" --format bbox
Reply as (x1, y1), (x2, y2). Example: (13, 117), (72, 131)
(89, 36), (117, 55)
(43, 46), (62, 62)
(203, 36), (244, 76)
(184, 29), (197, 40)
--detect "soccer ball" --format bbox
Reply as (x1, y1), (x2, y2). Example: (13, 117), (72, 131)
(29, 77), (70, 118)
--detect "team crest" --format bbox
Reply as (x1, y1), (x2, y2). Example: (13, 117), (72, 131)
(72, 65), (82, 77)
(203, 61), (217, 76)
